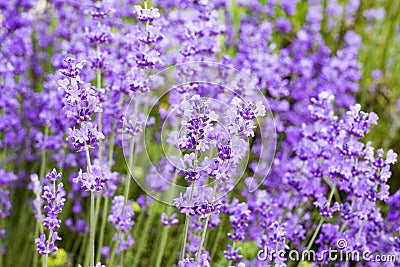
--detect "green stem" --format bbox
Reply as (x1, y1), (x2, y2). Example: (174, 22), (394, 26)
(96, 43), (103, 165)
(94, 193), (101, 233)
(107, 126), (116, 166)
(132, 211), (145, 240)
(196, 181), (218, 262)
(180, 181), (196, 261)
(355, 221), (365, 242)
(297, 218), (325, 267)
(180, 215), (190, 261)
(33, 224), (39, 267)
(110, 76), (139, 266)
(79, 233), (88, 265)
(109, 130), (136, 266)
(279, 190), (293, 222)
(34, 175), (45, 267)
(155, 225), (170, 267)
(95, 124), (116, 263)
(325, 176), (340, 204)
(344, 212), (366, 267)
(43, 229), (53, 267)
(0, 232), (4, 267)
(279, 162), (305, 223)
(154, 170), (179, 266)
(96, 196), (109, 263)
(39, 125), (49, 179)
(98, 112), (103, 163)
(305, 177), (336, 252)
(306, 217), (324, 252)
(117, 250), (124, 266)
(327, 178), (337, 204)
(114, 97), (139, 266)
(132, 208), (157, 267)
(85, 146), (93, 173)
(71, 234), (82, 258)
(227, 242), (236, 267)
(123, 138), (135, 208)
(211, 215), (225, 259)
(90, 192), (95, 267)
(196, 215), (211, 262)
(122, 96), (139, 208)
(85, 146), (95, 267)
(35, 125), (48, 267)
(298, 179), (337, 266)
(108, 228), (121, 267)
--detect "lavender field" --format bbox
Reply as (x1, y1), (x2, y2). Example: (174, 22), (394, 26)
(1, 0), (400, 266)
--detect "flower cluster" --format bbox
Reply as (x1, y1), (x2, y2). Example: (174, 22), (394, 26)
(131, 3), (163, 72)
(174, 191), (222, 218)
(108, 195), (135, 254)
(161, 212), (179, 226)
(73, 164), (106, 192)
(59, 58), (104, 151)
(35, 169), (65, 255)
(178, 253), (210, 267)
(227, 98), (266, 137)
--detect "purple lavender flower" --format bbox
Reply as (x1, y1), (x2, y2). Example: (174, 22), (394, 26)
(227, 98), (266, 137)
(42, 170), (66, 231)
(280, 0), (299, 16)
(137, 25), (163, 44)
(45, 168), (62, 181)
(314, 197), (340, 218)
(341, 103), (378, 138)
(65, 218), (88, 233)
(227, 203), (250, 242)
(85, 24), (111, 45)
(161, 212), (179, 226)
(89, 1), (113, 20)
(275, 18), (292, 33)
(134, 5), (161, 23)
(224, 245), (242, 261)
(73, 164), (106, 192)
(178, 253), (210, 267)
(58, 57), (103, 131)
(0, 189), (12, 219)
(108, 195), (135, 254)
(174, 188), (222, 218)
(42, 185), (66, 230)
(126, 70), (150, 94)
(59, 58), (87, 79)
(108, 195), (135, 232)
(364, 7), (385, 23)
(35, 232), (62, 255)
(67, 122), (105, 151)
(112, 233), (135, 255)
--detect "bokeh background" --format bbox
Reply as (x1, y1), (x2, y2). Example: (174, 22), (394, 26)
(1, 0), (400, 266)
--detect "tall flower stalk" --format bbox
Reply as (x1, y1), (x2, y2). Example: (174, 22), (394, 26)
(34, 169), (65, 267)
(173, 94), (266, 264)
(58, 57), (105, 266)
